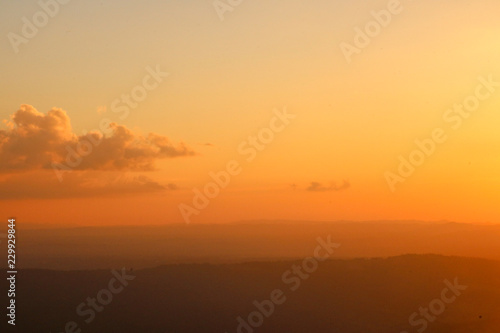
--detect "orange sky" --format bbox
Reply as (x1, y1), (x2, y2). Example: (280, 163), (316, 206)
(1, 0), (500, 225)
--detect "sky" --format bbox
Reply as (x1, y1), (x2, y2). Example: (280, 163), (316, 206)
(1, 0), (500, 225)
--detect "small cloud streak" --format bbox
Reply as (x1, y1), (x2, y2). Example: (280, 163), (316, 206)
(306, 180), (350, 192)
(166, 183), (179, 190)
(0, 171), (171, 199)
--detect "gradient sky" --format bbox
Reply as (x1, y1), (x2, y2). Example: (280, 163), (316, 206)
(1, 0), (500, 225)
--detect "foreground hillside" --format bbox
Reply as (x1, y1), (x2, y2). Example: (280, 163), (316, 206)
(2, 255), (499, 332)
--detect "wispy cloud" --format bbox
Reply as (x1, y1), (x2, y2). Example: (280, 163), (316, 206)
(0, 171), (176, 199)
(306, 180), (350, 192)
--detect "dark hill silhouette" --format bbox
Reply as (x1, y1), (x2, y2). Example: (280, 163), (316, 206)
(2, 255), (499, 332)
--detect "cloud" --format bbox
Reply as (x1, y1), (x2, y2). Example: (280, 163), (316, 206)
(0, 171), (175, 199)
(0, 105), (193, 199)
(0, 105), (195, 172)
(306, 180), (350, 192)
(166, 183), (179, 190)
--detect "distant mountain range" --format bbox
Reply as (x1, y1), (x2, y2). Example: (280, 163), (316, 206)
(4, 221), (500, 270)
